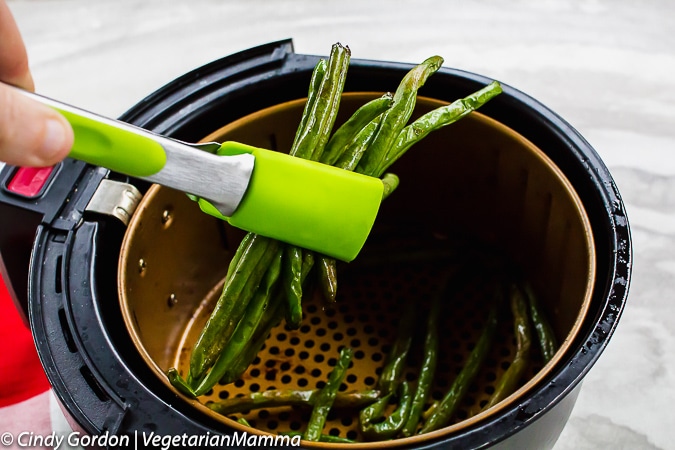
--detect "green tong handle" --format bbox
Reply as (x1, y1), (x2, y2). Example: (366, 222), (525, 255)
(28, 93), (167, 177)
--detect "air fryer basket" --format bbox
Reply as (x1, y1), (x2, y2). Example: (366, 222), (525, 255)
(119, 94), (595, 447)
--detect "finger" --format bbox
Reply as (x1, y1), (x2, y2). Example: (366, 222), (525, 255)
(0, 82), (73, 167)
(0, 0), (34, 90)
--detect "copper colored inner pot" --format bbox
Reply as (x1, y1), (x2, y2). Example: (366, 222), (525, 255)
(118, 93), (595, 447)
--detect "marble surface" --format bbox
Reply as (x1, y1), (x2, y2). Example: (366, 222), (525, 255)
(7, 0), (675, 448)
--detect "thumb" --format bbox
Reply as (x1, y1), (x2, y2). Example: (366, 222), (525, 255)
(0, 82), (73, 167)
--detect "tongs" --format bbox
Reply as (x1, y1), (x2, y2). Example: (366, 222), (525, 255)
(23, 90), (383, 262)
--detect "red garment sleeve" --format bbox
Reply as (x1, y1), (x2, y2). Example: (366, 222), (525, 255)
(0, 275), (50, 407)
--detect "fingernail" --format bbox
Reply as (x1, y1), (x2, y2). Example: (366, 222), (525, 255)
(40, 118), (70, 161)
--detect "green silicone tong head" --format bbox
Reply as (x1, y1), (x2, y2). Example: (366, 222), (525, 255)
(24, 90), (383, 262)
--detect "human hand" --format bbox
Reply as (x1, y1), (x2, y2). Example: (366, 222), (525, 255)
(0, 0), (72, 167)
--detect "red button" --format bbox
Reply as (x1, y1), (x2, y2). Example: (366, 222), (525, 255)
(6, 166), (55, 198)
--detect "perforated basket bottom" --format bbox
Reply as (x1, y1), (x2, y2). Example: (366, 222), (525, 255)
(174, 251), (545, 443)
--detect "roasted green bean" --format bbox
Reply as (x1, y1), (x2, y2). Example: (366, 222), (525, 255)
(304, 347), (354, 441)
(280, 431), (356, 444)
(292, 43), (350, 161)
(282, 245), (304, 328)
(485, 283), (532, 409)
(316, 255), (338, 303)
(381, 173), (400, 200)
(360, 381), (413, 440)
(401, 281), (442, 437)
(189, 235), (280, 380)
(290, 59), (327, 152)
(420, 303), (498, 433)
(356, 55), (444, 176)
(333, 115), (382, 171)
(192, 248), (284, 396)
(381, 81), (503, 174)
(379, 302), (417, 396)
(321, 93), (393, 166)
(524, 282), (558, 364)
(208, 388), (379, 415)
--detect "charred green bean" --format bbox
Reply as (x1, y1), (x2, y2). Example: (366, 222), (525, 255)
(208, 388), (379, 415)
(485, 283), (532, 409)
(420, 303), (498, 433)
(304, 347), (354, 441)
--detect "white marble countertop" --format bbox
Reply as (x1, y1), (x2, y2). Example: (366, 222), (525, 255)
(8, 0), (674, 448)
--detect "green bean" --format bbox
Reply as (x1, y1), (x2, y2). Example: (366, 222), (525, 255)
(283, 245), (304, 328)
(280, 431), (356, 444)
(237, 417), (251, 427)
(304, 347), (354, 441)
(485, 284), (532, 409)
(189, 235), (279, 380)
(380, 81), (503, 174)
(167, 368), (196, 397)
(321, 93), (393, 166)
(420, 303), (498, 434)
(221, 248), (319, 385)
(421, 401), (438, 421)
(401, 281), (442, 437)
(218, 292), (286, 385)
(312, 44), (351, 161)
(292, 43), (350, 161)
(356, 55), (444, 176)
(317, 255), (338, 302)
(523, 282), (558, 364)
(360, 381), (413, 440)
(381, 173), (400, 200)
(290, 59), (327, 152)
(208, 389), (380, 415)
(192, 248), (284, 395)
(379, 302), (417, 396)
(333, 115), (382, 171)
(225, 232), (253, 281)
(300, 251), (315, 282)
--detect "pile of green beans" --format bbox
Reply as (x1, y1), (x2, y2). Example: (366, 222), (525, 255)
(167, 43), (504, 415)
(358, 273), (560, 440)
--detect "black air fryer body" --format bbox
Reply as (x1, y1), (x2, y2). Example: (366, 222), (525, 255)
(0, 40), (630, 449)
